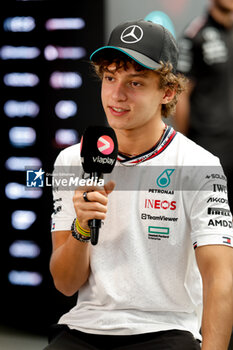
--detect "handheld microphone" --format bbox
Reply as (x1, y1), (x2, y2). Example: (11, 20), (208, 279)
(80, 126), (118, 245)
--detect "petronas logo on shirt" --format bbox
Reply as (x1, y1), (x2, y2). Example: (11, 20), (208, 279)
(156, 169), (175, 188)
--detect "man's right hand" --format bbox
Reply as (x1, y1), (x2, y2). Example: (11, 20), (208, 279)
(72, 180), (116, 231)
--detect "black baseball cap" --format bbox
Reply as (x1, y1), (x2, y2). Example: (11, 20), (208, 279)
(90, 19), (179, 73)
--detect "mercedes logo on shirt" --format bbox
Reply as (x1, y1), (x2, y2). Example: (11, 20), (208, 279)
(120, 25), (143, 44)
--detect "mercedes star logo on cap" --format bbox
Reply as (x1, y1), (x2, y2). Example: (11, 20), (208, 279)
(120, 25), (143, 44)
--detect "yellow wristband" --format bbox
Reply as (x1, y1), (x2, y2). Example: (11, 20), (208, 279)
(71, 218), (90, 243)
(75, 218), (91, 237)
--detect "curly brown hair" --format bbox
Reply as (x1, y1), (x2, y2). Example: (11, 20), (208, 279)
(91, 53), (187, 118)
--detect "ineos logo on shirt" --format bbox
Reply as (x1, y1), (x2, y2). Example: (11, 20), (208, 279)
(145, 199), (176, 211)
(121, 25), (143, 44)
(97, 135), (114, 155)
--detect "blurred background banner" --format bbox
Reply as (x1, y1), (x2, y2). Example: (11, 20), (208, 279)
(0, 0), (105, 335)
(0, 0), (205, 337)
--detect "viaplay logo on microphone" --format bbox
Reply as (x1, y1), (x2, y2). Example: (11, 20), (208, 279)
(93, 135), (115, 165)
(97, 135), (114, 155)
(81, 126), (118, 174)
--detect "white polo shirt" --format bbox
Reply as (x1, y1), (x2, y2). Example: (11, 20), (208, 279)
(51, 127), (233, 340)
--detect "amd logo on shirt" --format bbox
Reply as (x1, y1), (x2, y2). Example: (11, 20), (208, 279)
(208, 219), (232, 228)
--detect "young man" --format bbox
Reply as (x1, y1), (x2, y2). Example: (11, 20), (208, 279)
(45, 20), (233, 350)
(175, 0), (233, 214)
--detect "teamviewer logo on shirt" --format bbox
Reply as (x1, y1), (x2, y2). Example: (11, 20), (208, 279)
(26, 168), (45, 187)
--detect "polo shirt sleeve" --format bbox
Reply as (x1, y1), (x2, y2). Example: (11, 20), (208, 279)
(188, 162), (233, 249)
(51, 149), (76, 232)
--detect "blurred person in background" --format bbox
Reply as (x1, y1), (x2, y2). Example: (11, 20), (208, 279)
(175, 0), (233, 214)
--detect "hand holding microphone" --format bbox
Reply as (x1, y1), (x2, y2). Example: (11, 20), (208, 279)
(74, 126), (118, 245)
(73, 180), (115, 239)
